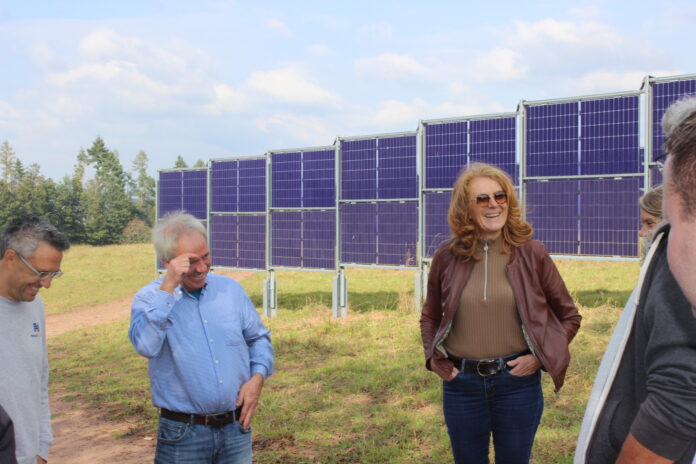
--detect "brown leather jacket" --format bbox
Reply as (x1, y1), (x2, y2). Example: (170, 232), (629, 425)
(420, 238), (581, 392)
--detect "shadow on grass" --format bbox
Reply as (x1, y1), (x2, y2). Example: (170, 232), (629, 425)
(574, 289), (632, 309)
(272, 290), (405, 312)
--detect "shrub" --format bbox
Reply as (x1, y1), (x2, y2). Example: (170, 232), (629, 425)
(121, 218), (151, 244)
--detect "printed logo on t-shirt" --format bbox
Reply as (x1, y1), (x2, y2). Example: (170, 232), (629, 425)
(31, 322), (40, 337)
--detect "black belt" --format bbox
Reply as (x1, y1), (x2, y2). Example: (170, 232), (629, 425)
(160, 407), (242, 428)
(447, 350), (531, 377)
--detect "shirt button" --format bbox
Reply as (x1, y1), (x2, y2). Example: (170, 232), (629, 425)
(219, 380), (223, 384)
(215, 360), (219, 364)
(204, 320), (208, 323)
(209, 338), (213, 342)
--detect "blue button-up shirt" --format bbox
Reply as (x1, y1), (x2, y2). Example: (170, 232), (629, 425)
(129, 273), (274, 414)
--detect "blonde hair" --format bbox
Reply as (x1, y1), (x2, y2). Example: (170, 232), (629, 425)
(638, 185), (663, 219)
(447, 163), (532, 260)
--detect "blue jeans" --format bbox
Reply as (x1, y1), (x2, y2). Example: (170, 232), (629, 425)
(154, 416), (252, 464)
(442, 366), (543, 464)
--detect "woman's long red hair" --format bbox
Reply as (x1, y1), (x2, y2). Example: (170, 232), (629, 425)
(447, 163), (533, 260)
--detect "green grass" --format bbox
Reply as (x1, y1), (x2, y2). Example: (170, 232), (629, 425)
(48, 245), (640, 463)
(42, 243), (156, 315)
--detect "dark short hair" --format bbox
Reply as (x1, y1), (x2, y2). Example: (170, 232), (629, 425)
(663, 96), (696, 218)
(0, 216), (70, 258)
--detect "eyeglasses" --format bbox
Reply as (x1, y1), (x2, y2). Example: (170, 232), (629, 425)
(473, 191), (507, 206)
(654, 152), (667, 173)
(16, 253), (64, 281)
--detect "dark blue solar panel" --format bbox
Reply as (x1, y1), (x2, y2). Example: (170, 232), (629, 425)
(238, 159), (266, 213)
(237, 215), (266, 268)
(159, 171), (182, 217)
(526, 102), (579, 177)
(272, 149), (335, 208)
(211, 160), (238, 212)
(341, 139), (377, 200)
(525, 180), (578, 254)
(377, 136), (418, 199)
(271, 152), (302, 208)
(182, 170), (207, 220)
(653, 79), (696, 156)
(210, 214), (265, 269)
(377, 201), (418, 266)
(580, 96), (640, 175)
(340, 202), (377, 263)
(469, 117), (518, 183)
(271, 211), (301, 267)
(424, 121), (468, 189)
(424, 191), (451, 257)
(302, 150), (335, 208)
(579, 177), (641, 257)
(211, 215), (238, 267)
(302, 210), (336, 269)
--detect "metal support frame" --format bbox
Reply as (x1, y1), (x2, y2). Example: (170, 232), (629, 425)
(262, 269), (277, 317)
(331, 266), (347, 317)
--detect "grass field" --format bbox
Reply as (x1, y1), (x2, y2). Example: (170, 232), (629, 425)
(47, 245), (639, 463)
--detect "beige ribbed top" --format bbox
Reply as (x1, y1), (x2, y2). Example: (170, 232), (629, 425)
(444, 237), (528, 359)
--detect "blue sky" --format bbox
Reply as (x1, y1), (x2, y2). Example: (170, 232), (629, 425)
(0, 0), (693, 179)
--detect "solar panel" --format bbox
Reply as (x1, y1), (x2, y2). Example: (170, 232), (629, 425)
(424, 191), (451, 257)
(424, 121), (468, 189)
(469, 117), (517, 182)
(182, 170), (207, 220)
(525, 179), (578, 254)
(271, 149), (335, 208)
(376, 135), (418, 199)
(580, 96), (640, 175)
(210, 160), (239, 213)
(158, 171), (182, 217)
(579, 177), (641, 256)
(652, 79), (696, 156)
(271, 211), (302, 267)
(526, 102), (579, 177)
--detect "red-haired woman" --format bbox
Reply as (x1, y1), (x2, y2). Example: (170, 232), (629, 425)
(420, 163), (581, 463)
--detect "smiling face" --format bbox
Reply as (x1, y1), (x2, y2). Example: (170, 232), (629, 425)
(173, 232), (211, 291)
(468, 176), (509, 240)
(3, 241), (63, 302)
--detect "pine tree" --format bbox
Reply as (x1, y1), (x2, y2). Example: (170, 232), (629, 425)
(131, 150), (156, 225)
(174, 155), (188, 168)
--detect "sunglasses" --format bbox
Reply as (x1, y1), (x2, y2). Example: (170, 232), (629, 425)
(473, 191), (507, 206)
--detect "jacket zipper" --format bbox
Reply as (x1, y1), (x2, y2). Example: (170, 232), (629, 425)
(483, 239), (489, 301)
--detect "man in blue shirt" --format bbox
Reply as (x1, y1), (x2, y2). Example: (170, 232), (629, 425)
(129, 212), (274, 464)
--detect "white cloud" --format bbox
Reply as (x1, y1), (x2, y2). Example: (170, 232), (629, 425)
(355, 53), (432, 81)
(265, 18), (292, 37)
(568, 6), (602, 20)
(309, 44), (330, 57)
(471, 48), (527, 81)
(204, 83), (250, 114)
(246, 67), (339, 105)
(30, 41), (61, 68)
(253, 113), (333, 145)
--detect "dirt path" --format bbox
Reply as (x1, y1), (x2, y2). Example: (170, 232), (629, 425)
(46, 271), (253, 463)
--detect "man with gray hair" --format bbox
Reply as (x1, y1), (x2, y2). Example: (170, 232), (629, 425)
(0, 216), (70, 464)
(129, 211), (273, 464)
(576, 97), (696, 463)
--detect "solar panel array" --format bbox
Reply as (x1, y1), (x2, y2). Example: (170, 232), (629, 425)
(157, 74), (696, 271)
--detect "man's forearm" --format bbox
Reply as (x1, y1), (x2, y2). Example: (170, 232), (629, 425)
(616, 433), (674, 464)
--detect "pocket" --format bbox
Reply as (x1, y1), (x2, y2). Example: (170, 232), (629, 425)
(503, 365), (540, 378)
(157, 417), (190, 443)
(238, 423), (252, 434)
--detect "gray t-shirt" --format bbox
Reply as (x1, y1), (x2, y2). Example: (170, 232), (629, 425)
(0, 295), (52, 464)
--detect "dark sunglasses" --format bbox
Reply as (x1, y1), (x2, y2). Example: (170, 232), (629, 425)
(473, 191), (507, 206)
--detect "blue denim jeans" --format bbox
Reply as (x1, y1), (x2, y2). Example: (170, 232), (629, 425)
(154, 416), (252, 464)
(442, 365), (543, 464)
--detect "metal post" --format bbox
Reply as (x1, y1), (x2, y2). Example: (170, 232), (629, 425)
(414, 260), (429, 313)
(332, 266), (347, 318)
(263, 269), (277, 317)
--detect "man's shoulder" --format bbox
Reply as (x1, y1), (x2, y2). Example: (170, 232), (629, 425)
(207, 272), (244, 291)
(134, 277), (166, 297)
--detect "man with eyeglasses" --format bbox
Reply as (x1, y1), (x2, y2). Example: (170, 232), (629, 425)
(0, 216), (69, 464)
(576, 97), (696, 464)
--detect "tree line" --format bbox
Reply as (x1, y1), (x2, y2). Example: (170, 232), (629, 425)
(0, 137), (195, 245)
